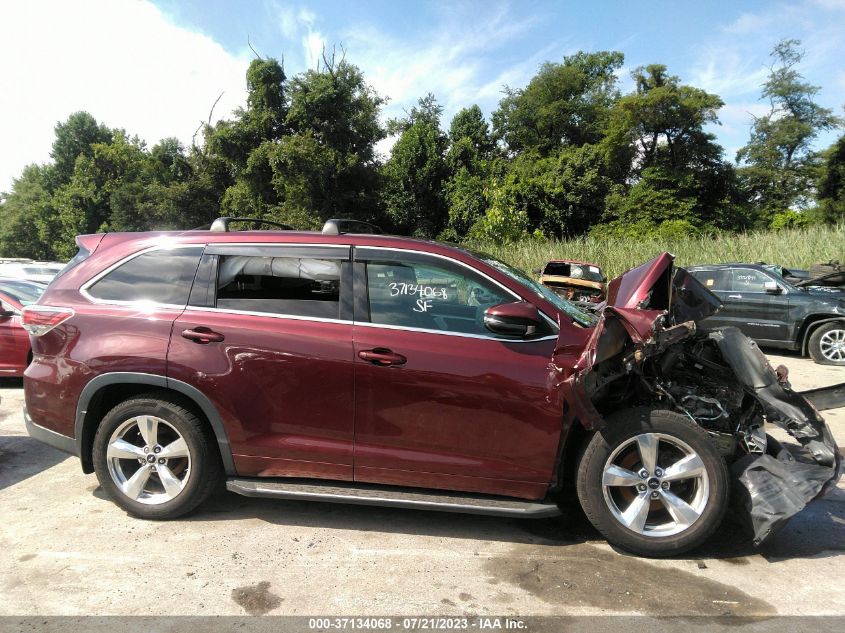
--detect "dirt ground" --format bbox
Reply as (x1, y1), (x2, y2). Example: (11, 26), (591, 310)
(0, 351), (843, 617)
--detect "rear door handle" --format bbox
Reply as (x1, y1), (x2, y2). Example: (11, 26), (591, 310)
(728, 294), (742, 299)
(358, 348), (407, 367)
(181, 327), (225, 344)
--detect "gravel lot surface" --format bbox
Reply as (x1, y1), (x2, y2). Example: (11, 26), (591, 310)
(0, 351), (843, 617)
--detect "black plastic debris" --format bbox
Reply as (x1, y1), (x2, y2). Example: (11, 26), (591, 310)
(732, 449), (837, 545)
(708, 327), (841, 544)
(801, 382), (845, 412)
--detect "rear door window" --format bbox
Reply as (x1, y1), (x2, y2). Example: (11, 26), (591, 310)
(216, 256), (342, 319)
(209, 246), (349, 320)
(86, 248), (203, 306)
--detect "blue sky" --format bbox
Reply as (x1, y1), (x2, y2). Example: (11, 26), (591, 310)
(2, 0), (844, 191)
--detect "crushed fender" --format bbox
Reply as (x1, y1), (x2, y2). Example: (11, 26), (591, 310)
(571, 253), (842, 546)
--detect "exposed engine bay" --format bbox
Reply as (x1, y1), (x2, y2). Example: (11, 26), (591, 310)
(568, 255), (842, 545)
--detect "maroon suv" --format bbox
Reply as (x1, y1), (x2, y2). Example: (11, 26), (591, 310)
(22, 218), (840, 556)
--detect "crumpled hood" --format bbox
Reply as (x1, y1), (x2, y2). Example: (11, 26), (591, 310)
(600, 252), (722, 339)
(606, 252), (674, 309)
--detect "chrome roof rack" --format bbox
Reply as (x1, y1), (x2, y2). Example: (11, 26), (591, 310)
(196, 216), (383, 235)
(321, 218), (382, 235)
(204, 217), (295, 232)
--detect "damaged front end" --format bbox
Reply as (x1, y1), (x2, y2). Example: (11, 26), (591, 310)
(565, 253), (842, 545)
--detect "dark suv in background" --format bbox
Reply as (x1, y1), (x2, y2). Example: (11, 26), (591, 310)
(687, 263), (845, 365)
(21, 219), (840, 557)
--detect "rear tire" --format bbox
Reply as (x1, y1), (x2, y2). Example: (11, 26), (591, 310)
(92, 393), (221, 519)
(808, 321), (845, 366)
(576, 407), (729, 557)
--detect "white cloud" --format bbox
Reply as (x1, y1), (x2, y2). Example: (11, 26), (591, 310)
(278, 6), (299, 40)
(272, 1), (324, 69)
(689, 50), (769, 98)
(297, 7), (316, 26)
(304, 31), (327, 69)
(337, 3), (552, 125)
(0, 0), (250, 192)
(809, 0), (845, 10)
(687, 0), (845, 161)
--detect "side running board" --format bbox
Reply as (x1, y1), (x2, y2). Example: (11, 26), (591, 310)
(226, 478), (561, 518)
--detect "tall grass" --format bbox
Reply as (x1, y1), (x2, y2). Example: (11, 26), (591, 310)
(472, 224), (845, 279)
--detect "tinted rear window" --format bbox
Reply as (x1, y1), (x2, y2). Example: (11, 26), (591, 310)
(215, 254), (342, 319)
(87, 248), (202, 305)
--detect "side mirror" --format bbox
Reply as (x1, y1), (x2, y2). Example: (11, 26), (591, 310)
(483, 301), (543, 337)
(0, 302), (14, 318)
(532, 268), (542, 275)
(764, 281), (783, 295)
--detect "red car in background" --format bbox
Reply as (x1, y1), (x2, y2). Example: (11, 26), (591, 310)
(0, 278), (45, 376)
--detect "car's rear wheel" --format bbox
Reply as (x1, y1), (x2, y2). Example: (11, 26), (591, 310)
(92, 394), (221, 519)
(576, 408), (729, 557)
(808, 322), (845, 366)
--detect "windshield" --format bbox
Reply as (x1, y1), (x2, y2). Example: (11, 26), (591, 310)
(471, 251), (597, 327)
(761, 264), (799, 288)
(0, 281), (45, 306)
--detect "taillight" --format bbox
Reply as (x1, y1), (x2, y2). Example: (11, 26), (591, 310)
(21, 306), (75, 336)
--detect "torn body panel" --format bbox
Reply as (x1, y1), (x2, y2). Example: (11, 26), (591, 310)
(562, 252), (842, 545)
(800, 382), (845, 412)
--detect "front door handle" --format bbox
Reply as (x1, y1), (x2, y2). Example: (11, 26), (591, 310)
(358, 348), (407, 367)
(181, 327), (225, 344)
(728, 294), (742, 299)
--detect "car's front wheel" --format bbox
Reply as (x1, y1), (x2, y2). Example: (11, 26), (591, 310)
(92, 394), (221, 519)
(808, 321), (845, 366)
(576, 408), (729, 557)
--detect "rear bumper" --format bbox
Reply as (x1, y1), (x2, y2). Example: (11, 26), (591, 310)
(23, 405), (78, 456)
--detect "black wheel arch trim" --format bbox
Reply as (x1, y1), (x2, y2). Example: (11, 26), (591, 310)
(801, 316), (845, 355)
(75, 372), (236, 476)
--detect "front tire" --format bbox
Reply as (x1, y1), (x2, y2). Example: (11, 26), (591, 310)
(576, 408), (729, 557)
(92, 393), (221, 519)
(808, 321), (845, 365)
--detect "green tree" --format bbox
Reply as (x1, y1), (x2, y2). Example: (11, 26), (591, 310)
(482, 144), (615, 238)
(276, 54), (386, 224)
(816, 134), (845, 223)
(443, 106), (495, 238)
(382, 94), (448, 237)
(50, 111), (113, 185)
(492, 51), (624, 154)
(53, 133), (149, 256)
(448, 105), (494, 158)
(601, 64), (745, 231)
(0, 165), (58, 259)
(736, 39), (842, 225)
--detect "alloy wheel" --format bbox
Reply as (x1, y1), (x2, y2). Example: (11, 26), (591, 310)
(106, 415), (192, 505)
(601, 432), (710, 537)
(819, 328), (845, 362)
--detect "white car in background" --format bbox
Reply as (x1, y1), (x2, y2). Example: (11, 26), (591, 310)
(0, 259), (64, 284)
